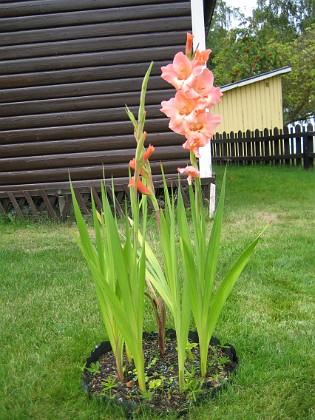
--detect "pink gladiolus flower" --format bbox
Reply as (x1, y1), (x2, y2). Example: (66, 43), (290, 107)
(183, 68), (215, 98)
(161, 52), (193, 90)
(182, 111), (221, 157)
(192, 49), (211, 67)
(129, 158), (146, 176)
(182, 136), (209, 157)
(191, 49), (212, 75)
(183, 68), (222, 107)
(129, 158), (137, 171)
(161, 91), (198, 135)
(201, 86), (223, 107)
(161, 33), (222, 161)
(161, 48), (212, 91)
(177, 166), (200, 185)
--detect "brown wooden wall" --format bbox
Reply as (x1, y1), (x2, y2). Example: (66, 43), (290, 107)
(0, 0), (196, 194)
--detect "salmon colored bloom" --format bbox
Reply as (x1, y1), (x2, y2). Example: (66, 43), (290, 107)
(143, 144), (155, 161)
(161, 33), (222, 164)
(193, 49), (211, 66)
(185, 33), (194, 58)
(161, 91), (199, 135)
(177, 166), (200, 185)
(161, 52), (193, 90)
(190, 49), (212, 75)
(161, 47), (212, 91)
(129, 144), (155, 173)
(129, 158), (136, 171)
(182, 111), (221, 157)
(128, 176), (151, 195)
(183, 68), (222, 107)
(199, 86), (222, 108)
(129, 157), (145, 176)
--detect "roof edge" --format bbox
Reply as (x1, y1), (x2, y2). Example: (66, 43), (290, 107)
(221, 66), (292, 92)
(204, 0), (217, 35)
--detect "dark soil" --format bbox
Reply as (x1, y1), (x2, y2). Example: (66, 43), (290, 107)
(82, 330), (237, 417)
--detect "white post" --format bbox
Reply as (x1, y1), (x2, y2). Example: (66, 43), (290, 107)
(191, 0), (216, 216)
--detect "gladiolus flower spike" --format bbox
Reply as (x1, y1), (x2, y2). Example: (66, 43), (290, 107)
(160, 32), (222, 171)
(70, 37), (266, 402)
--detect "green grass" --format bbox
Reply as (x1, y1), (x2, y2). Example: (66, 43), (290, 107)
(0, 166), (314, 419)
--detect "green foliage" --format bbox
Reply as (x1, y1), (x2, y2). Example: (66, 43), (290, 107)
(280, 24), (315, 123)
(177, 170), (266, 377)
(255, 0), (315, 34)
(0, 166), (314, 418)
(70, 181), (147, 392)
(212, 21), (283, 85)
(184, 376), (204, 403)
(142, 169), (265, 387)
(69, 63), (156, 394)
(141, 175), (192, 391)
(208, 0), (315, 124)
(85, 361), (100, 375)
(148, 378), (163, 390)
(185, 342), (198, 360)
(101, 377), (117, 397)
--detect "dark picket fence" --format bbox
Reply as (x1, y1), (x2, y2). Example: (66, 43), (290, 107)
(211, 124), (315, 169)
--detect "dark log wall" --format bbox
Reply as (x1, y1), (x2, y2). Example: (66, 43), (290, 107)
(0, 0), (194, 194)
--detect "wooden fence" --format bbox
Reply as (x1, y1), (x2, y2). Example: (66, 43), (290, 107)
(211, 124), (315, 169)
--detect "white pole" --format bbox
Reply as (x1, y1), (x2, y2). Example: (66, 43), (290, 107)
(191, 0), (216, 216)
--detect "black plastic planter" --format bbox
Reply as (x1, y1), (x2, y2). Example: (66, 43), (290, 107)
(82, 329), (238, 417)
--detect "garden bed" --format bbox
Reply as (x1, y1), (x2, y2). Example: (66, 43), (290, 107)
(83, 330), (237, 416)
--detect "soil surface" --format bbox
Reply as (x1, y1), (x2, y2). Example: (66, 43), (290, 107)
(82, 331), (237, 416)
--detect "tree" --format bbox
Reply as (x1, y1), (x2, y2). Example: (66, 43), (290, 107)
(206, 0), (245, 68)
(207, 0), (315, 124)
(255, 0), (315, 35)
(280, 24), (315, 124)
(209, 19), (283, 85)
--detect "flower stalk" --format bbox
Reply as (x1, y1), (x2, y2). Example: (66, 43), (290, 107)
(71, 33), (266, 398)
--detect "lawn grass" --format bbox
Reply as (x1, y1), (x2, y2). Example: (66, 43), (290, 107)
(0, 165), (314, 419)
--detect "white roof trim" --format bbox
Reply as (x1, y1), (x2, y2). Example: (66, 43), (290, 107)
(221, 66), (292, 92)
(190, 0), (206, 50)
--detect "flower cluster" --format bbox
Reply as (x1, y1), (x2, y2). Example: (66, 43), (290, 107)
(128, 142), (155, 197)
(71, 36), (266, 398)
(160, 33), (222, 183)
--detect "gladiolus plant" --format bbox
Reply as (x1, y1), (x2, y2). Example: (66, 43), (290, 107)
(71, 34), (266, 397)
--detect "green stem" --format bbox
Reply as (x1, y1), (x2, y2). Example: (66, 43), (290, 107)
(190, 152), (202, 219)
(113, 337), (125, 382)
(177, 345), (186, 392)
(134, 346), (146, 392)
(198, 336), (209, 377)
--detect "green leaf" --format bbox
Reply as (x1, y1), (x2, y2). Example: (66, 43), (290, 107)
(208, 226), (268, 340)
(125, 105), (138, 132)
(204, 168), (227, 310)
(138, 61), (153, 126)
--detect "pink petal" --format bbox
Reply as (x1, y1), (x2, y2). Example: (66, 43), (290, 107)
(173, 52), (192, 80)
(177, 165), (200, 185)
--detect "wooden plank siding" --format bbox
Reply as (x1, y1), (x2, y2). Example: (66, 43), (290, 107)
(0, 0), (201, 196)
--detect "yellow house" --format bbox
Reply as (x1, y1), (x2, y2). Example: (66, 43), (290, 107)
(213, 67), (291, 134)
